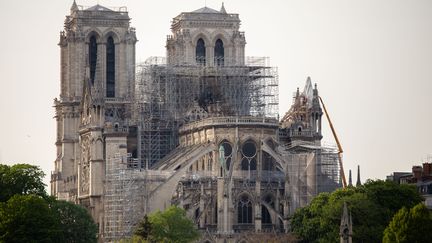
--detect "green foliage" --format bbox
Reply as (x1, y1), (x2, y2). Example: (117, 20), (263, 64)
(50, 199), (98, 243)
(0, 164), (47, 202)
(119, 235), (148, 243)
(383, 203), (432, 243)
(291, 180), (423, 243)
(0, 163), (98, 243)
(135, 214), (152, 240)
(362, 179), (423, 217)
(0, 194), (62, 243)
(135, 206), (200, 243)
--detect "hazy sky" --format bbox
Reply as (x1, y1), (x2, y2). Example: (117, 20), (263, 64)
(0, 0), (431, 188)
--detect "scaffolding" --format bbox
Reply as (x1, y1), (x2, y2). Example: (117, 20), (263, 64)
(104, 153), (174, 241)
(281, 145), (341, 212)
(135, 56), (279, 168)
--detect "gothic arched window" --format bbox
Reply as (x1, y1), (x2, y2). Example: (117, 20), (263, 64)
(238, 195), (252, 224)
(196, 38), (206, 65)
(106, 36), (115, 97)
(89, 36), (97, 85)
(214, 39), (224, 66)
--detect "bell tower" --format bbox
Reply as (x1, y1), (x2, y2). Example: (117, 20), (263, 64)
(166, 3), (246, 66)
(51, 0), (137, 235)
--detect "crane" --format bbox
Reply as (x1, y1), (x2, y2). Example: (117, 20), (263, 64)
(318, 96), (347, 188)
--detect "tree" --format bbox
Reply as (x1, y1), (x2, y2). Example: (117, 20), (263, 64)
(291, 180), (423, 243)
(50, 199), (98, 243)
(136, 206), (200, 243)
(0, 164), (46, 202)
(119, 235), (148, 243)
(0, 194), (62, 243)
(383, 203), (432, 243)
(0, 163), (98, 242)
(135, 214), (152, 240)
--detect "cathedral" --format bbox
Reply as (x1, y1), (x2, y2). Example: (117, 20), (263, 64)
(51, 1), (341, 242)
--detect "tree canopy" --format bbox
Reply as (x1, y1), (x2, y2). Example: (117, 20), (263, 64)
(291, 180), (423, 243)
(134, 206), (200, 243)
(0, 163), (46, 202)
(383, 203), (432, 243)
(50, 199), (98, 243)
(0, 194), (62, 243)
(0, 163), (98, 243)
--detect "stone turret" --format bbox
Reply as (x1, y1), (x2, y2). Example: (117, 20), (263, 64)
(340, 202), (353, 243)
(348, 169), (353, 187)
(356, 165), (361, 186)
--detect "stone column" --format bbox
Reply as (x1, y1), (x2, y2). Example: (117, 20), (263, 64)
(207, 45), (214, 66)
(255, 181), (262, 232)
(199, 183), (205, 228)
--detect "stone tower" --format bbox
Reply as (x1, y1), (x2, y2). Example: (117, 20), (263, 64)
(51, 0), (137, 235)
(166, 4), (246, 66)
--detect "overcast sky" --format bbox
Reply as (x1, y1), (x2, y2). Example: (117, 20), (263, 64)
(0, 0), (431, 188)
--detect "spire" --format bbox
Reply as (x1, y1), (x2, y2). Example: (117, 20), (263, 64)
(220, 2), (227, 14)
(348, 169), (352, 187)
(313, 83), (319, 97)
(340, 202), (353, 243)
(70, 0), (78, 12)
(340, 202), (349, 226)
(356, 165), (361, 186)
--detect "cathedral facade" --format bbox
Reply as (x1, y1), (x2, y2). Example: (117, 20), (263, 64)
(51, 2), (340, 242)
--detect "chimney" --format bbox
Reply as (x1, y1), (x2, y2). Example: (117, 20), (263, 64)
(422, 163), (432, 176)
(412, 166), (422, 180)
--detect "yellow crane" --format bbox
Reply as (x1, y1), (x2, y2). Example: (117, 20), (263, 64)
(318, 96), (347, 188)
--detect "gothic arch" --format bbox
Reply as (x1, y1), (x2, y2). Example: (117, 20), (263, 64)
(240, 136), (259, 146)
(195, 38), (206, 65)
(102, 29), (121, 44)
(86, 32), (100, 85)
(237, 138), (258, 171)
(191, 30), (212, 46)
(217, 138), (233, 146)
(214, 39), (224, 66)
(218, 139), (233, 175)
(211, 31), (231, 46)
(85, 29), (103, 43)
(212, 32), (230, 65)
(236, 193), (253, 224)
(106, 35), (116, 97)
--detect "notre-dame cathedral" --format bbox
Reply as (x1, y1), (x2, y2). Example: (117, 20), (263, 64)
(51, 1), (340, 242)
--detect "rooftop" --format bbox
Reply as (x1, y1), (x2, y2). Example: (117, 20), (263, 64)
(192, 7), (221, 14)
(86, 4), (113, 12)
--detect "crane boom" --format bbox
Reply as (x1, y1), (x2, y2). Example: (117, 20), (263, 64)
(318, 96), (347, 188)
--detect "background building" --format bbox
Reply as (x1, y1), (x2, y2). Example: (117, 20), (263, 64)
(387, 160), (432, 209)
(51, 2), (341, 242)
